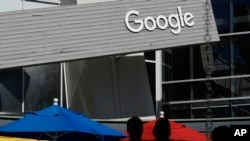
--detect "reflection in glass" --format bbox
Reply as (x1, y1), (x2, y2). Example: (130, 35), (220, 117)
(233, 0), (250, 32)
(212, 35), (250, 76)
(23, 64), (60, 113)
(163, 76), (250, 119)
(65, 56), (155, 119)
(0, 68), (22, 114)
(212, 0), (250, 33)
(212, 38), (231, 77)
(211, 0), (230, 33)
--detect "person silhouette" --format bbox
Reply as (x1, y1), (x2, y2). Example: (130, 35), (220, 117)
(153, 117), (171, 141)
(211, 125), (230, 141)
(126, 116), (143, 141)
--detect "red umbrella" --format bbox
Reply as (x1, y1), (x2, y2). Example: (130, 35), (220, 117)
(121, 119), (210, 141)
(143, 119), (209, 141)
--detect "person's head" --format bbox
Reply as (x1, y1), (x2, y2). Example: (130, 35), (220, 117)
(153, 117), (171, 141)
(127, 116), (143, 140)
(211, 125), (230, 141)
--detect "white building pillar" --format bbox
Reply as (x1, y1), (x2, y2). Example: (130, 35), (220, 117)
(155, 50), (162, 117)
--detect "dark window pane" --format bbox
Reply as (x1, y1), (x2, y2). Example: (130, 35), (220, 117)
(193, 46), (206, 79)
(171, 47), (190, 80)
(144, 51), (155, 60)
(23, 64), (60, 113)
(235, 34), (250, 74)
(0, 68), (22, 114)
(164, 103), (191, 119)
(211, 0), (230, 33)
(233, 0), (250, 32)
(145, 62), (155, 100)
(164, 77), (250, 119)
(65, 57), (155, 119)
(163, 83), (191, 102)
(212, 35), (250, 76)
(212, 38), (231, 77)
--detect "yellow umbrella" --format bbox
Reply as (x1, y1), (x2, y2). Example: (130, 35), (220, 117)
(0, 136), (49, 141)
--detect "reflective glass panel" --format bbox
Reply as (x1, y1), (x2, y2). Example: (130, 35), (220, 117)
(0, 68), (22, 114)
(233, 0), (250, 32)
(164, 77), (250, 119)
(211, 0), (230, 33)
(23, 64), (60, 113)
(212, 35), (250, 76)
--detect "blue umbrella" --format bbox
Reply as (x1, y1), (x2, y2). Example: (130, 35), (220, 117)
(0, 99), (126, 141)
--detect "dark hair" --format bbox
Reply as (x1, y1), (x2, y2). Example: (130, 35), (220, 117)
(211, 125), (230, 141)
(153, 118), (171, 141)
(127, 116), (143, 140)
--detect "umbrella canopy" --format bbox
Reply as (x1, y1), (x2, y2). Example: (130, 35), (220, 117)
(121, 118), (209, 141)
(142, 119), (209, 141)
(0, 99), (126, 141)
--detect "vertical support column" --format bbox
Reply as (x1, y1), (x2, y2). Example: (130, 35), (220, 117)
(22, 68), (25, 114)
(155, 50), (162, 117)
(60, 63), (64, 106)
(59, 0), (77, 109)
(21, 0), (25, 114)
(63, 62), (69, 109)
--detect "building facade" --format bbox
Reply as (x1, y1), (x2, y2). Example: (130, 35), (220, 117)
(0, 0), (249, 132)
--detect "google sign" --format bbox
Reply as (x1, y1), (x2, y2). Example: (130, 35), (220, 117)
(125, 6), (195, 34)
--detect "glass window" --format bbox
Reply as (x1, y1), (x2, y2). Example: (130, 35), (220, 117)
(0, 68), (22, 114)
(65, 57), (155, 119)
(165, 46), (207, 81)
(171, 47), (190, 80)
(164, 77), (250, 119)
(233, 0), (250, 32)
(163, 83), (192, 102)
(145, 62), (156, 99)
(212, 0), (250, 33)
(211, 0), (230, 33)
(163, 103), (192, 119)
(233, 34), (250, 74)
(144, 51), (155, 60)
(212, 35), (250, 76)
(23, 64), (60, 113)
(212, 38), (231, 77)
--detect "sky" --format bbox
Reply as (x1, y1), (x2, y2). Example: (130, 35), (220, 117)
(0, 0), (58, 12)
(0, 0), (118, 12)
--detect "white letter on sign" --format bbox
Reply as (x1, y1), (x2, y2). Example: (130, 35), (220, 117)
(241, 129), (247, 136)
(184, 12), (195, 27)
(125, 10), (143, 33)
(144, 16), (156, 31)
(234, 129), (247, 136)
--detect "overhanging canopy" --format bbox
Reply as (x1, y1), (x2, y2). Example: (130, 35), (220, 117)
(0, 0), (219, 69)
